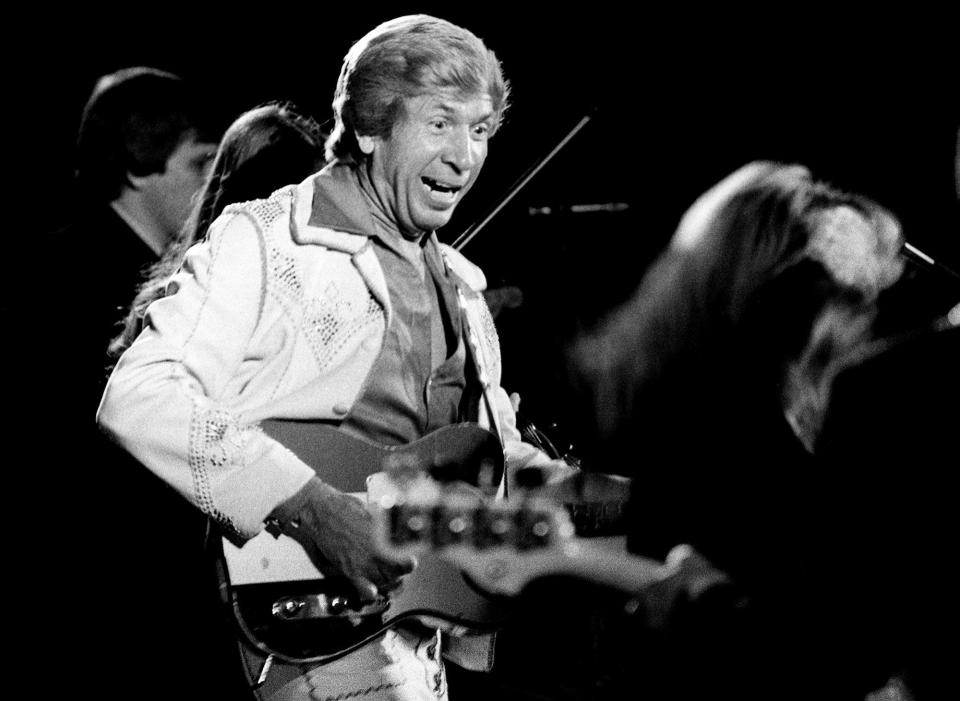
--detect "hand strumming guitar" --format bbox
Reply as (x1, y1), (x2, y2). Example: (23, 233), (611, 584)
(268, 476), (416, 602)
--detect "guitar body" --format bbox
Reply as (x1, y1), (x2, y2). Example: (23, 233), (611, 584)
(257, 420), (505, 493)
(215, 421), (510, 672)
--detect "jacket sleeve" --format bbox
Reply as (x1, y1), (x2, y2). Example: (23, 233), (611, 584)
(96, 211), (314, 539)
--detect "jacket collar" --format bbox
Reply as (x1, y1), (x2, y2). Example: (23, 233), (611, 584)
(288, 162), (488, 292)
(292, 162), (377, 254)
(292, 162), (456, 272)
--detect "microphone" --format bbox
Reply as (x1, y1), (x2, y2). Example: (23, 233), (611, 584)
(528, 202), (630, 216)
(901, 241), (960, 285)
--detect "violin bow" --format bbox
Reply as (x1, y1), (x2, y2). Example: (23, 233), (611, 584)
(452, 107), (597, 251)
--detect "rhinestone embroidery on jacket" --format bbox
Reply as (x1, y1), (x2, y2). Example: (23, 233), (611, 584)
(250, 189), (384, 373)
(471, 296), (502, 373)
(188, 403), (248, 536)
(303, 293), (383, 371)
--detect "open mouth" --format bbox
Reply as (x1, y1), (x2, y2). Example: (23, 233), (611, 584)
(422, 177), (463, 197)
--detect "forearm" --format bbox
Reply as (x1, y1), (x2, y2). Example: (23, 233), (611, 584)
(98, 349), (315, 538)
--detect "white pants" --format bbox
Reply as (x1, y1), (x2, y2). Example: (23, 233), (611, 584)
(257, 628), (447, 701)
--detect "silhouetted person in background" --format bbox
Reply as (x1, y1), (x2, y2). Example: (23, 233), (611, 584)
(34, 64), (222, 701)
(58, 66), (220, 405)
(510, 161), (912, 701)
(807, 127), (960, 700)
(109, 101), (328, 358)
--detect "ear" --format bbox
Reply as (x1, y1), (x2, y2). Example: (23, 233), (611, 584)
(357, 134), (376, 156)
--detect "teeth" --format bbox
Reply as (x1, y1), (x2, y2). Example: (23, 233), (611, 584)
(423, 177), (460, 194)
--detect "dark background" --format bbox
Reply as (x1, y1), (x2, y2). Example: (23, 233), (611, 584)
(22, 6), (960, 447)
(9, 7), (957, 699)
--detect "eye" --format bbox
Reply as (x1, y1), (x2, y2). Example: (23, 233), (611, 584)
(429, 118), (448, 132)
(472, 123), (491, 140)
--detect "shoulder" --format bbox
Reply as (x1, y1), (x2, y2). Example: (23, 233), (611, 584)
(438, 243), (487, 292)
(200, 186), (299, 251)
(221, 185), (297, 228)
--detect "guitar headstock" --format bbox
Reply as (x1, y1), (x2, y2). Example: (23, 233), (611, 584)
(371, 478), (579, 596)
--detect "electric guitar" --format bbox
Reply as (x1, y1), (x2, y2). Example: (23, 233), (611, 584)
(213, 422), (669, 683)
(214, 421), (508, 671)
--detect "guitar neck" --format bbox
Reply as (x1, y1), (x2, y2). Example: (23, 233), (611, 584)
(547, 537), (668, 594)
(378, 489), (672, 598)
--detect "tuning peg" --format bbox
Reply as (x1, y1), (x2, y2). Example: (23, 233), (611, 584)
(388, 503), (431, 546)
(475, 508), (514, 549)
(515, 508), (557, 551)
(433, 504), (475, 547)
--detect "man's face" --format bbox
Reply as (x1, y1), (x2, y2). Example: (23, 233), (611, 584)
(363, 91), (494, 238)
(140, 133), (217, 242)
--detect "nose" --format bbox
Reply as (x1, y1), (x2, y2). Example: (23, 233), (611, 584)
(443, 127), (480, 172)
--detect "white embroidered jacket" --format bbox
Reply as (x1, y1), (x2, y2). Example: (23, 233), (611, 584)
(97, 173), (547, 539)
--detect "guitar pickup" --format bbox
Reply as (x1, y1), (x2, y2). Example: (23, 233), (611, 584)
(271, 593), (388, 621)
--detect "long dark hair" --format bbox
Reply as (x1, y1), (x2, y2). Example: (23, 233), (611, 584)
(572, 161), (905, 461)
(108, 102), (327, 357)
